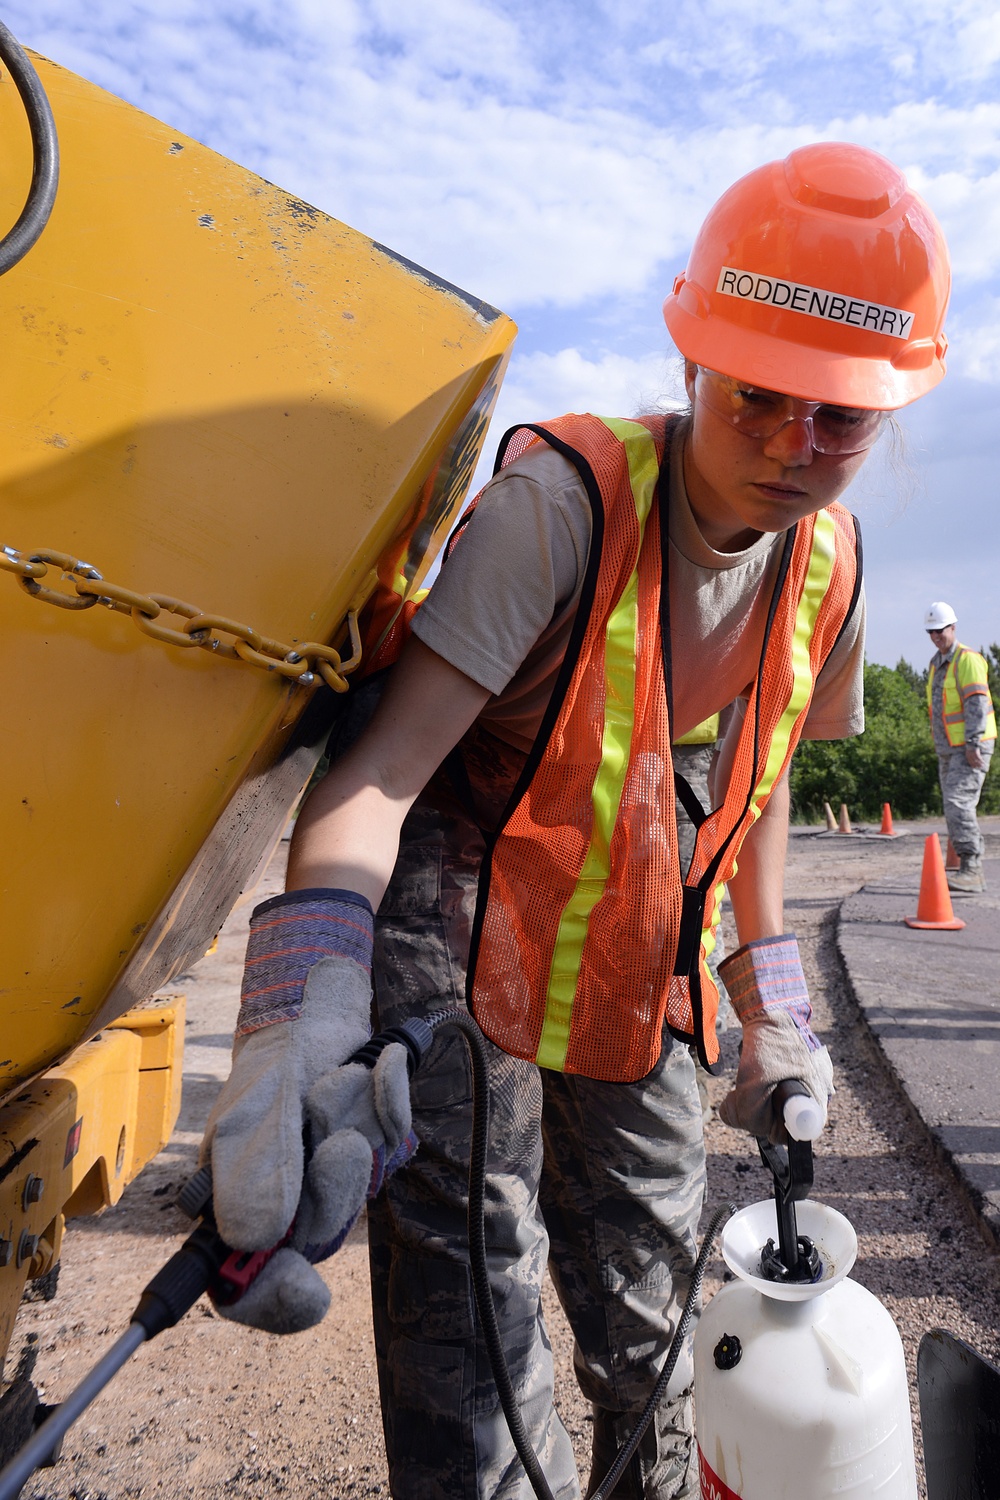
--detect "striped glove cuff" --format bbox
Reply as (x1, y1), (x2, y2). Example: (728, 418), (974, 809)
(237, 887), (374, 1036)
(717, 933), (820, 1052)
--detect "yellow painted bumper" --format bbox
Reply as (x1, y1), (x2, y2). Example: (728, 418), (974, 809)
(0, 1000), (185, 1363)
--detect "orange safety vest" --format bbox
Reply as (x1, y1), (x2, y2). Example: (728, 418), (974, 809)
(464, 414), (861, 1082)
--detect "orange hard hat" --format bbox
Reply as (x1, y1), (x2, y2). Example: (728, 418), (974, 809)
(663, 142), (951, 410)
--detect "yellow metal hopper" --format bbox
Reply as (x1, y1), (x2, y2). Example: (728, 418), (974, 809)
(0, 53), (513, 1096)
(0, 45), (514, 1336)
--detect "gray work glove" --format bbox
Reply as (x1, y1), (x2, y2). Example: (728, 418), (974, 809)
(717, 933), (833, 1145)
(200, 889), (417, 1335)
(214, 1041), (416, 1335)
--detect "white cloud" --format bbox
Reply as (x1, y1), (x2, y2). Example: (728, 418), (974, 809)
(5, 0), (1000, 675)
(906, 164), (1000, 288)
(939, 295), (1000, 383)
(469, 346), (683, 493)
(492, 346), (682, 422)
(8, 1), (1000, 319)
(639, 0), (1000, 90)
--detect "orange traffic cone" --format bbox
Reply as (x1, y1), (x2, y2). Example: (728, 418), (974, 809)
(904, 834), (965, 930)
(879, 802), (894, 835)
(838, 803), (853, 834)
(823, 801), (837, 831)
(945, 837), (960, 870)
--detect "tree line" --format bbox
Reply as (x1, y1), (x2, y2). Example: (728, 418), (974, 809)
(789, 647), (1000, 824)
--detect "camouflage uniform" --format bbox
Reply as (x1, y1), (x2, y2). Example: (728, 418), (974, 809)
(930, 651), (994, 858)
(937, 745), (994, 857)
(671, 742), (724, 968)
(369, 724), (706, 1500)
(671, 742), (734, 1033)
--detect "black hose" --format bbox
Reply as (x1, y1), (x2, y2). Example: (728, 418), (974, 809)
(589, 1200), (735, 1500)
(0, 20), (59, 274)
(0, 1011), (732, 1500)
(428, 1009), (560, 1500)
(429, 1009), (736, 1500)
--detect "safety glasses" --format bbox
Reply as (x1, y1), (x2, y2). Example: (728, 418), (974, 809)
(694, 367), (887, 455)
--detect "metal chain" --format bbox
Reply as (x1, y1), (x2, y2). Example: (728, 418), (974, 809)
(1, 544), (362, 692)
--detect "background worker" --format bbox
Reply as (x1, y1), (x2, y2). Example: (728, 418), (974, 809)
(201, 143), (951, 1500)
(924, 602), (996, 892)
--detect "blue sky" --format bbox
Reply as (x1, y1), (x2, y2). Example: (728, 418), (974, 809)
(7, 0), (1000, 668)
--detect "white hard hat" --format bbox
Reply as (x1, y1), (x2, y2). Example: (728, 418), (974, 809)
(924, 601), (957, 630)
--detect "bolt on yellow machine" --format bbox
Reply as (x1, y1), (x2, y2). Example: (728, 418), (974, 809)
(0, 22), (514, 1421)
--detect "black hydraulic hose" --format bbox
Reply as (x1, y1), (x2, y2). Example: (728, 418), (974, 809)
(0, 19), (59, 274)
(0, 1009), (733, 1500)
(428, 1009), (736, 1500)
(588, 1200), (735, 1500)
(427, 1009), (559, 1500)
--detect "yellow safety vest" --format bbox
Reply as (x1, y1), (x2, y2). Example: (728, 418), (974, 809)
(674, 714), (721, 746)
(927, 645), (997, 747)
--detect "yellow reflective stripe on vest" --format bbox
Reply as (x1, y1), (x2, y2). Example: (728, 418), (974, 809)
(696, 510), (837, 958)
(675, 713), (720, 746)
(537, 418), (659, 1071)
(939, 649), (998, 743)
(368, 577), (431, 660)
(751, 508), (838, 823)
(701, 878), (727, 961)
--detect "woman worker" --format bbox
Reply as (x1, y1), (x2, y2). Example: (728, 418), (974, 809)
(201, 143), (951, 1499)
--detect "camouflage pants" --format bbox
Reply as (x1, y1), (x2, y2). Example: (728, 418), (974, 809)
(369, 736), (706, 1500)
(671, 743), (734, 1052)
(938, 744), (994, 857)
(671, 744), (728, 983)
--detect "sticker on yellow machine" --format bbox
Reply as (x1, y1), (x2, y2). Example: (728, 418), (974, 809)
(0, 53), (514, 1101)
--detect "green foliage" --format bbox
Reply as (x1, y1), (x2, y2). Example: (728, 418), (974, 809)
(791, 649), (1000, 822)
(983, 644), (1000, 727)
(790, 659), (941, 823)
(892, 655), (927, 701)
(976, 644), (1000, 815)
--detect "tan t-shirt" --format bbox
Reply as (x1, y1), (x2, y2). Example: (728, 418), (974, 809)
(412, 423), (865, 755)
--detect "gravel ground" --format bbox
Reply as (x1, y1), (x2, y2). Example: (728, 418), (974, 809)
(700, 818), (1000, 1498)
(7, 819), (1000, 1498)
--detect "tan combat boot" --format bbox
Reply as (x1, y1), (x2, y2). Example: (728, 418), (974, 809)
(947, 854), (986, 893)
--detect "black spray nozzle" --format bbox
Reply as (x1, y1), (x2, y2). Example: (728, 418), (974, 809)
(347, 1016), (435, 1076)
(131, 1221), (231, 1337)
(163, 1018), (438, 1317)
(756, 1128), (822, 1284)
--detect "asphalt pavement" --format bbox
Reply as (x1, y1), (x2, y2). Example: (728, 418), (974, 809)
(834, 816), (1000, 1246)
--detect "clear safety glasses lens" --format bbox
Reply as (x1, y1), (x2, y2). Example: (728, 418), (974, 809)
(696, 369), (886, 455)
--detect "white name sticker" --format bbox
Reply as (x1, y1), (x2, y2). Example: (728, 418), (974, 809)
(717, 267), (914, 340)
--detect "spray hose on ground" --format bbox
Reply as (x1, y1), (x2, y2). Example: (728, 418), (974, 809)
(0, 1009), (734, 1500)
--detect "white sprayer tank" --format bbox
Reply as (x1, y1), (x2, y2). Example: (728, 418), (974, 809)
(694, 1199), (917, 1499)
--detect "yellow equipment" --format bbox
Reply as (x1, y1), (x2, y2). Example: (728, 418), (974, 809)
(0, 42), (514, 1368)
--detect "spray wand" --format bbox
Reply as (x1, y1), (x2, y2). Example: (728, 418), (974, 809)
(0, 1027), (825, 1500)
(756, 1082), (825, 1284)
(0, 1019), (434, 1500)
